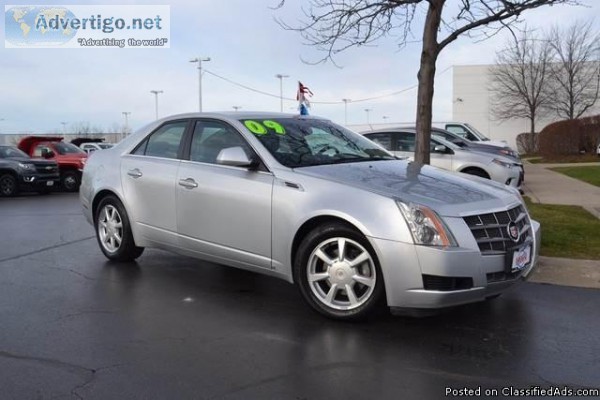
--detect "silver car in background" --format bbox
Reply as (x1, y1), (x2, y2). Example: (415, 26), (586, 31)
(81, 112), (540, 320)
(364, 129), (523, 188)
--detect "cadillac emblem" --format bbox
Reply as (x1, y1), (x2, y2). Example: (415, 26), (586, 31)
(506, 221), (520, 243)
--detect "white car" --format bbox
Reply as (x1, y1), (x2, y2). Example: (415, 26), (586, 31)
(80, 142), (114, 154)
(364, 129), (522, 188)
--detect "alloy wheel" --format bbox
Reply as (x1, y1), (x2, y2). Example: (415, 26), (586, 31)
(307, 237), (376, 311)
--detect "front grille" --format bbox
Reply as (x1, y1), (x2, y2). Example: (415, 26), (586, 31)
(463, 205), (531, 255)
(422, 274), (473, 291)
(34, 164), (58, 174)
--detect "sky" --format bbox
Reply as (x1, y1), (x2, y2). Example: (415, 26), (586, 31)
(0, 0), (599, 134)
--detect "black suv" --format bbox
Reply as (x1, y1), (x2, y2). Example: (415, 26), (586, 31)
(0, 145), (60, 196)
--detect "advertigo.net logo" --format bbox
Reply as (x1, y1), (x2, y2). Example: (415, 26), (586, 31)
(5, 5), (170, 48)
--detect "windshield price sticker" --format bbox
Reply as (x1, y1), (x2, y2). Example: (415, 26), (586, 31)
(243, 120), (286, 135)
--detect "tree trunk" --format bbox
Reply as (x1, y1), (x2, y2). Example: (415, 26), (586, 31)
(529, 115), (536, 153)
(414, 0), (444, 165)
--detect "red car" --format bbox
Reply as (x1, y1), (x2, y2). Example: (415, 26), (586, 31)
(18, 136), (88, 192)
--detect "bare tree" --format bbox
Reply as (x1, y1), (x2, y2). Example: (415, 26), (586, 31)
(70, 121), (103, 136)
(276, 0), (577, 164)
(490, 29), (552, 151)
(545, 20), (600, 120)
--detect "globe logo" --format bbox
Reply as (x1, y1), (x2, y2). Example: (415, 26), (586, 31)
(5, 6), (77, 46)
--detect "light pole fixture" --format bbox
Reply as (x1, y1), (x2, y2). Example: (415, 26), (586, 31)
(275, 73), (289, 112)
(342, 99), (351, 125)
(150, 90), (163, 120)
(122, 112), (131, 137)
(382, 116), (389, 122)
(190, 56), (211, 112)
(232, 106), (242, 112)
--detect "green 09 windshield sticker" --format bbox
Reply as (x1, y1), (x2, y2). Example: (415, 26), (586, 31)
(243, 120), (286, 135)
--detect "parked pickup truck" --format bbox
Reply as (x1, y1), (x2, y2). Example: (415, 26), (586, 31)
(18, 136), (88, 192)
(0, 145), (60, 196)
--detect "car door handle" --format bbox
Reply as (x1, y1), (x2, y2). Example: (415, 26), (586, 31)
(127, 169), (143, 178)
(178, 178), (198, 189)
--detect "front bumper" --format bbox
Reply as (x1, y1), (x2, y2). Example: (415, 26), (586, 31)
(369, 219), (540, 311)
(19, 174), (60, 190)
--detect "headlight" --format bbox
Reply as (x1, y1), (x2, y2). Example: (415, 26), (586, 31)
(499, 149), (516, 158)
(397, 201), (457, 247)
(492, 158), (512, 168)
(18, 162), (35, 170)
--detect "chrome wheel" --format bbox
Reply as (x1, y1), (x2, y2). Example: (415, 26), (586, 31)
(98, 204), (123, 253)
(307, 237), (376, 311)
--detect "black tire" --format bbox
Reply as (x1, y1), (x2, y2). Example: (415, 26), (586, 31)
(294, 222), (384, 321)
(61, 171), (80, 192)
(462, 168), (490, 179)
(0, 173), (18, 197)
(95, 195), (144, 262)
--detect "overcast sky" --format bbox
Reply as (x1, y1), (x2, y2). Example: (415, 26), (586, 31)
(1, 0), (598, 134)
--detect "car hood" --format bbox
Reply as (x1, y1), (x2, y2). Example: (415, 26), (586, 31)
(4, 156), (56, 165)
(295, 160), (521, 217)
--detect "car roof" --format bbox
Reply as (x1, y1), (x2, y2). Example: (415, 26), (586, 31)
(159, 111), (329, 121)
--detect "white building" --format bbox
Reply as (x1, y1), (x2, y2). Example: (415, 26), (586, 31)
(453, 64), (599, 150)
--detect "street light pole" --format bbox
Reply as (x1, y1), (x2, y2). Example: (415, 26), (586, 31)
(60, 121), (67, 134)
(342, 99), (351, 125)
(364, 109), (372, 128)
(275, 74), (289, 112)
(232, 106), (242, 112)
(122, 112), (131, 139)
(150, 90), (163, 120)
(190, 56), (211, 112)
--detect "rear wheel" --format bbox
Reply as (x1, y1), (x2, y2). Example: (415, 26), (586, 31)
(0, 174), (18, 197)
(95, 195), (144, 262)
(61, 171), (80, 192)
(295, 222), (384, 320)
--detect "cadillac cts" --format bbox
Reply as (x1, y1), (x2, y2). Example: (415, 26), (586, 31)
(80, 113), (540, 320)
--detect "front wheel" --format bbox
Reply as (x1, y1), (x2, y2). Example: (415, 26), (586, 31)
(61, 171), (80, 192)
(95, 195), (144, 262)
(295, 222), (384, 320)
(0, 174), (18, 197)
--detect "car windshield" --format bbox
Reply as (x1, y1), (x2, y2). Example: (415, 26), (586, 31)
(465, 124), (490, 141)
(239, 118), (395, 168)
(54, 141), (85, 155)
(98, 143), (113, 149)
(0, 146), (30, 158)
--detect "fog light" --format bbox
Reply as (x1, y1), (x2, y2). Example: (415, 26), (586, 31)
(23, 176), (35, 183)
(505, 178), (512, 185)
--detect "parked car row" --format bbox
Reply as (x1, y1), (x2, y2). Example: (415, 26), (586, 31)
(0, 145), (59, 196)
(0, 136), (114, 196)
(81, 112), (540, 320)
(363, 127), (524, 189)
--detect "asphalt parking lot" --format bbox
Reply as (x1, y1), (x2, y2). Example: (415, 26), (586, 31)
(1, 193), (599, 399)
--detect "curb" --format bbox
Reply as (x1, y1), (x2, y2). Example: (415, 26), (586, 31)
(528, 256), (600, 289)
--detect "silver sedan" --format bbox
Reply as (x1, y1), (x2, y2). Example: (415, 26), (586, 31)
(80, 112), (540, 320)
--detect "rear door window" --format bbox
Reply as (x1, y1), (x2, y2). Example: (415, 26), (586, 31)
(133, 121), (188, 159)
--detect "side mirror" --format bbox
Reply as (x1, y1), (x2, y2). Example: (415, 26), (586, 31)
(41, 148), (55, 159)
(216, 146), (257, 168)
(433, 145), (447, 153)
